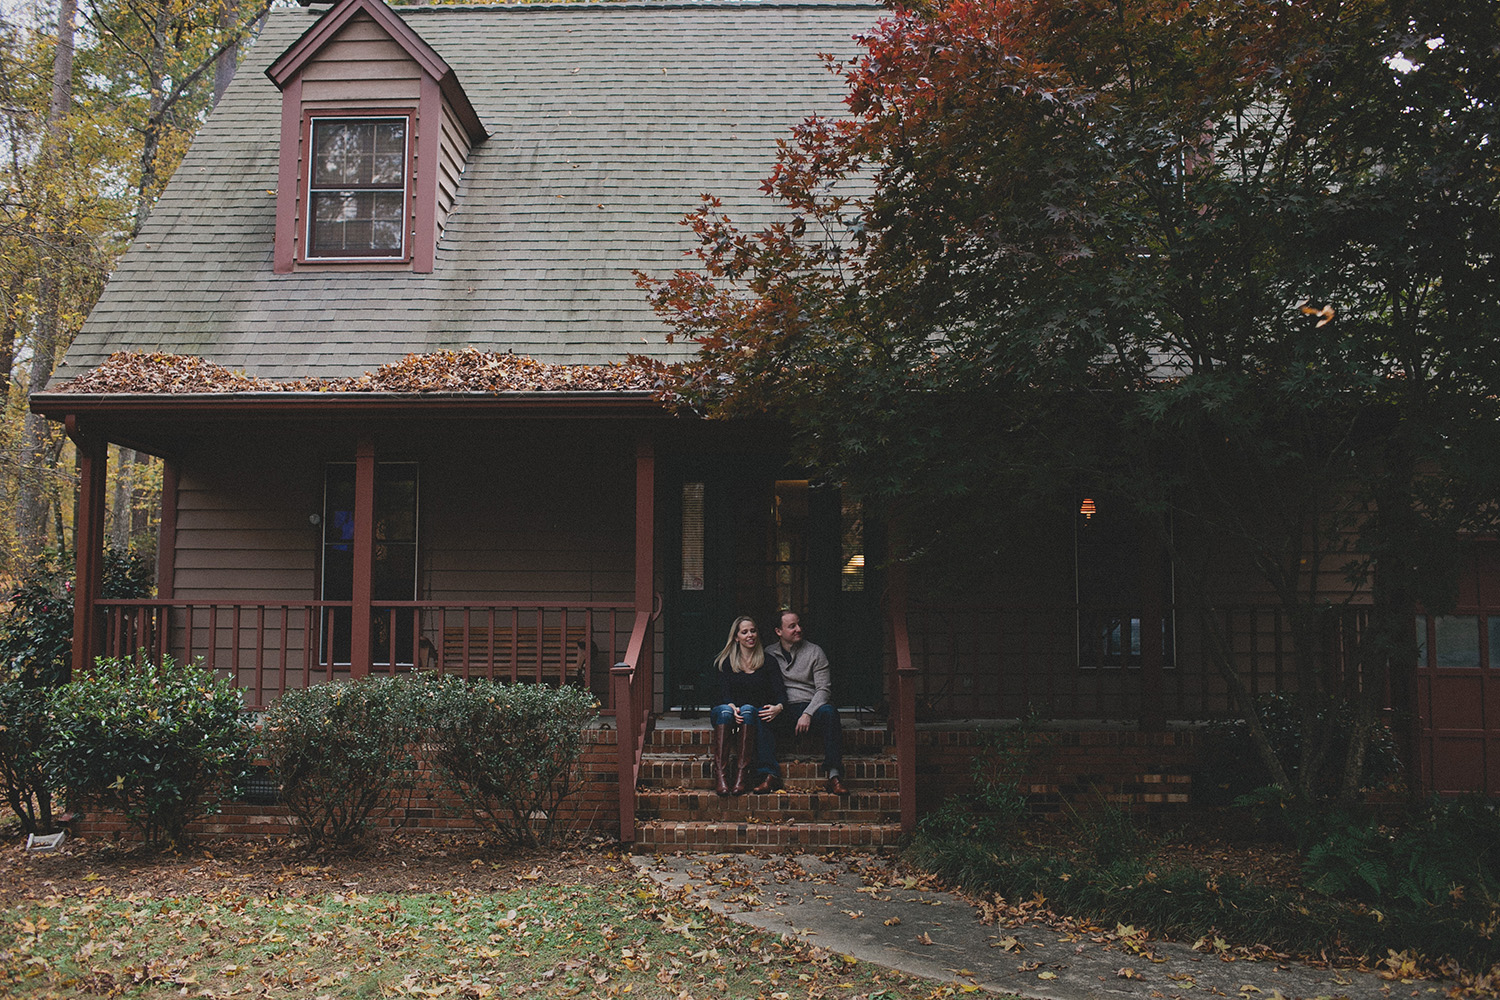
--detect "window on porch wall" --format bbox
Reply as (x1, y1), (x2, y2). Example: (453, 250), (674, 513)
(1075, 496), (1174, 669)
(321, 462), (419, 665)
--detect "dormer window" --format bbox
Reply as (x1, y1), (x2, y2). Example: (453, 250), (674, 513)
(307, 116), (410, 261)
(267, 0), (488, 274)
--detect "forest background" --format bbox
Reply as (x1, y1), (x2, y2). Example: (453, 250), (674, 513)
(0, 0), (274, 580)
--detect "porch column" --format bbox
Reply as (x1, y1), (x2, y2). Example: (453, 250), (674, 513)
(634, 436), (655, 614)
(67, 417), (107, 679)
(350, 436), (376, 677)
(156, 459), (179, 598)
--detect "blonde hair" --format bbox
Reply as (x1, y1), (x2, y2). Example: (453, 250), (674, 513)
(713, 615), (765, 674)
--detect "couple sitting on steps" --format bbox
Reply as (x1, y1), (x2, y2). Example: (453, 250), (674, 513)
(710, 610), (848, 797)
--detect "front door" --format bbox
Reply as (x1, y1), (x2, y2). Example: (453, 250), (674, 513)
(665, 468), (882, 713)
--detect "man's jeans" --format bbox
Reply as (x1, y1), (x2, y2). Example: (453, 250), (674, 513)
(760, 702), (844, 778)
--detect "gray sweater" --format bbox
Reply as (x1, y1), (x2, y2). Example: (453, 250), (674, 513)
(767, 640), (832, 718)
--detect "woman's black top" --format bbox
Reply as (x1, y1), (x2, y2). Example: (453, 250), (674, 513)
(717, 655), (788, 709)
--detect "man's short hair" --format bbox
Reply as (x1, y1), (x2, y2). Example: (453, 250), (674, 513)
(777, 609), (799, 627)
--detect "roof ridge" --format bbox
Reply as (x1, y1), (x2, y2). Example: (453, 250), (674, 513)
(393, 0), (886, 14)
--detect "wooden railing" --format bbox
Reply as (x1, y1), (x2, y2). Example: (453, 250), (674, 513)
(902, 601), (1374, 723)
(611, 609), (655, 843)
(888, 571), (918, 834)
(95, 599), (636, 710)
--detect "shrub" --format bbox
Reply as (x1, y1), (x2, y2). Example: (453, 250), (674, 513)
(1301, 797), (1500, 906)
(917, 716), (1050, 842)
(423, 676), (597, 847)
(259, 675), (425, 847)
(0, 549), (156, 686)
(0, 670), (57, 834)
(46, 655), (252, 847)
(1197, 693), (1402, 805)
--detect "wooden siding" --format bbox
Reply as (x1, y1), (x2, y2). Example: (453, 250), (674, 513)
(170, 426), (637, 607)
(173, 451), (320, 602)
(420, 434), (635, 604)
(436, 102), (471, 235)
(299, 13), (423, 106)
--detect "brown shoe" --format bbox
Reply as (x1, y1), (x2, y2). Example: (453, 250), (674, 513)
(752, 773), (779, 794)
(825, 775), (848, 795)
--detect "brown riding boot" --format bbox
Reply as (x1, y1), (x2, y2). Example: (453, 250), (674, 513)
(711, 724), (731, 796)
(729, 723), (757, 795)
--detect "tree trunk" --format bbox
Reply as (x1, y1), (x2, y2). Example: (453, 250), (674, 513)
(0, 273), (23, 404)
(213, 0), (242, 106)
(109, 446), (136, 550)
(17, 0), (77, 559)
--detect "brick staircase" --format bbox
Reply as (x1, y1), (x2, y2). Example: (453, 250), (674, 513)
(631, 719), (904, 852)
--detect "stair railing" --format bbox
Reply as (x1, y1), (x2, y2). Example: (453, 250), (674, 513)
(889, 568), (918, 834)
(612, 606), (655, 842)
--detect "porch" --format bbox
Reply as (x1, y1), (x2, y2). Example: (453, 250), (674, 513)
(52, 404), (1496, 848)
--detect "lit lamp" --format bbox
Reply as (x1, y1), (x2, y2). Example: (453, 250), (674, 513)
(1079, 498), (1097, 520)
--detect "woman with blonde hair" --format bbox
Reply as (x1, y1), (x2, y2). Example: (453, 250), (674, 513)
(710, 616), (786, 796)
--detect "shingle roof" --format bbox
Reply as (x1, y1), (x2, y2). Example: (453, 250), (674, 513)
(53, 0), (880, 385)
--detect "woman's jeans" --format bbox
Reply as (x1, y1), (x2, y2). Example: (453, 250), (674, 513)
(710, 703), (774, 777)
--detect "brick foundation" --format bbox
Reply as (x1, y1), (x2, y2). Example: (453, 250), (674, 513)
(916, 725), (1202, 818)
(69, 723), (1208, 844)
(70, 726), (622, 843)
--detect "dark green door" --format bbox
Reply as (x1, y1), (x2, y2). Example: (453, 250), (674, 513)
(664, 471), (882, 712)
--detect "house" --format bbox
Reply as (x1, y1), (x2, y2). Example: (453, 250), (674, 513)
(31, 0), (1496, 846)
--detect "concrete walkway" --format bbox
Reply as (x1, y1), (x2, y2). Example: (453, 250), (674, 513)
(636, 852), (1452, 1000)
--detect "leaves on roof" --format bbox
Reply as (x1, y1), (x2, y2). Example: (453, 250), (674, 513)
(52, 349), (663, 394)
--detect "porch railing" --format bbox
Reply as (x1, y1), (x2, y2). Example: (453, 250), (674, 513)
(95, 599), (637, 711)
(903, 601), (1374, 722)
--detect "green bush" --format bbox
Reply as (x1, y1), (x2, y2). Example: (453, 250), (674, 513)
(0, 671), (57, 834)
(907, 798), (1500, 975)
(0, 549), (155, 687)
(423, 676), (597, 847)
(917, 717), (1049, 842)
(46, 655), (251, 848)
(259, 675), (425, 847)
(1301, 797), (1500, 906)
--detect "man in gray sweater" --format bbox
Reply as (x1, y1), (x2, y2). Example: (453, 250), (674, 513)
(761, 610), (847, 795)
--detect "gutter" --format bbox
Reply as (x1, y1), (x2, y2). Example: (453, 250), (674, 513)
(29, 390), (674, 421)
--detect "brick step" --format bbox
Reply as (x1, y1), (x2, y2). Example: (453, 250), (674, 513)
(638, 754), (897, 789)
(646, 725), (891, 752)
(632, 819), (904, 853)
(638, 787), (899, 824)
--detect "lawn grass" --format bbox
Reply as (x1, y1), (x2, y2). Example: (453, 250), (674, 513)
(1, 862), (1000, 999)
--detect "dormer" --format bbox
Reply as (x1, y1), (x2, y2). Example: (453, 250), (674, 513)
(266, 0), (487, 274)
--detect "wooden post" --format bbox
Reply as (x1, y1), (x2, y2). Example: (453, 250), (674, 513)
(156, 459), (179, 599)
(350, 436), (376, 678)
(634, 436), (655, 615)
(889, 561), (918, 834)
(67, 418), (107, 679)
